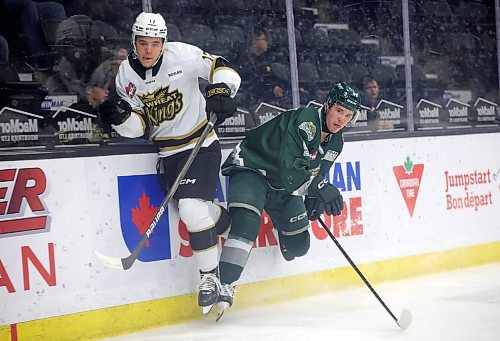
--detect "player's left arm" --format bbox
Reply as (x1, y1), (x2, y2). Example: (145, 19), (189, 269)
(197, 50), (241, 124)
(198, 51), (240, 97)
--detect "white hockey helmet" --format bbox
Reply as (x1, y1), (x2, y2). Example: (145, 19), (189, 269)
(131, 12), (167, 55)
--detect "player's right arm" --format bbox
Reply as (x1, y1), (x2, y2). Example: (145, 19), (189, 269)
(99, 64), (147, 138)
(277, 109), (318, 194)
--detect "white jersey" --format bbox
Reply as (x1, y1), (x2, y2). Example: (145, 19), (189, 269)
(113, 41), (241, 156)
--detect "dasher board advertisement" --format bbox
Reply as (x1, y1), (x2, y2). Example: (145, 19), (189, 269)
(1, 132), (499, 325)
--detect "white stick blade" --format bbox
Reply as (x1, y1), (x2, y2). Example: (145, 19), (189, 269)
(94, 250), (124, 270)
(397, 308), (413, 330)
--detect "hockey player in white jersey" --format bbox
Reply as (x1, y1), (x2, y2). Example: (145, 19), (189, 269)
(99, 12), (241, 314)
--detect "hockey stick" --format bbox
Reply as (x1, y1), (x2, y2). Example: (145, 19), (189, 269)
(317, 216), (412, 330)
(94, 113), (218, 270)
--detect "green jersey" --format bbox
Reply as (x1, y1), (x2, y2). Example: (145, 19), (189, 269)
(222, 107), (344, 194)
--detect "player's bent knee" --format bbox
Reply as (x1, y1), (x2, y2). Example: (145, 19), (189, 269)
(281, 231), (310, 257)
(178, 198), (211, 229)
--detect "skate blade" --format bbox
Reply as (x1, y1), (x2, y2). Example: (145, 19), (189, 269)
(215, 302), (230, 322)
(202, 303), (216, 316)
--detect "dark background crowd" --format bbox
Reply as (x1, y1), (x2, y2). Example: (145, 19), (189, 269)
(0, 0), (498, 142)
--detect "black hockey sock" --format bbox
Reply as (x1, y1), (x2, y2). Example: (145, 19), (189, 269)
(215, 204), (231, 235)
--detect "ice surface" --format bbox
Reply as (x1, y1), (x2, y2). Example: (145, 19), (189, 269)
(102, 262), (500, 341)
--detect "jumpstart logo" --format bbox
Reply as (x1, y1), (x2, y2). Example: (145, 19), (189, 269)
(445, 168), (493, 211)
(393, 157), (424, 217)
(117, 174), (171, 261)
(0, 168), (50, 236)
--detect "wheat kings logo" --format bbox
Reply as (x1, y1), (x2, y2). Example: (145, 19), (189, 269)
(139, 86), (183, 126)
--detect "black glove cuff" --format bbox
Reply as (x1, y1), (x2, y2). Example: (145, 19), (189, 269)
(206, 83), (231, 98)
(307, 176), (327, 197)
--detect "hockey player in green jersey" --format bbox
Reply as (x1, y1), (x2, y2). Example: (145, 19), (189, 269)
(215, 81), (361, 319)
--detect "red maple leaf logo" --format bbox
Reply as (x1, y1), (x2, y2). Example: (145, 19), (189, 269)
(393, 156), (424, 217)
(131, 191), (158, 247)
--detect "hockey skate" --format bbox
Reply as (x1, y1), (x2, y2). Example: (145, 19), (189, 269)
(215, 282), (236, 322)
(198, 268), (221, 315)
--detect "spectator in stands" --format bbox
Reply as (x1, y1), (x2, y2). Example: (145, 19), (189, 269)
(239, 29), (312, 107)
(69, 60), (115, 140)
(3, 0), (66, 67)
(238, 29), (286, 106)
(105, 43), (128, 97)
(70, 60), (113, 113)
(68, 56), (127, 123)
(44, 15), (128, 99)
(361, 75), (392, 131)
(361, 76), (380, 112)
(44, 15), (98, 98)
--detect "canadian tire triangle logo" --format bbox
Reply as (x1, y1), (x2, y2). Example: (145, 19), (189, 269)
(393, 156), (424, 217)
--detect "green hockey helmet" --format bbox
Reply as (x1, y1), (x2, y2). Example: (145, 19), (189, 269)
(323, 82), (361, 130)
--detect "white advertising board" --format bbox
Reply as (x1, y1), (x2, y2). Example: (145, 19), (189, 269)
(1, 133), (499, 325)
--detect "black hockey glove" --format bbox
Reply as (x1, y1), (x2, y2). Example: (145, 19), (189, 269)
(99, 97), (132, 126)
(307, 176), (344, 217)
(205, 83), (237, 124)
(304, 195), (326, 221)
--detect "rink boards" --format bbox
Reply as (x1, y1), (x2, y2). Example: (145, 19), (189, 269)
(1, 132), (499, 340)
